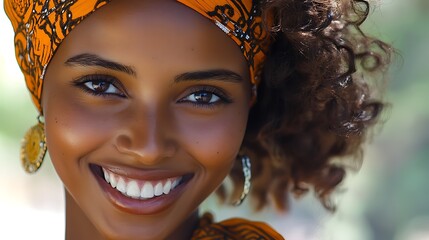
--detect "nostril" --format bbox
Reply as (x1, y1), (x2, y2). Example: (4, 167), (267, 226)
(113, 130), (177, 162)
(116, 135), (132, 150)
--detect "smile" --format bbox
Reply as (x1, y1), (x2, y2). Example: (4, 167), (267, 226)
(90, 164), (193, 215)
(102, 167), (183, 200)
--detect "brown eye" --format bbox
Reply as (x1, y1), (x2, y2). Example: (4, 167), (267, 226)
(89, 81), (110, 93)
(73, 75), (127, 98)
(177, 86), (233, 109)
(83, 80), (121, 95)
(185, 91), (220, 104)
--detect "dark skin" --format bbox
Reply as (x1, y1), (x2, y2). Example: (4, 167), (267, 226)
(41, 0), (252, 239)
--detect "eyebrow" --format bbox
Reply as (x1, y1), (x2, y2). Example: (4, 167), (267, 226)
(65, 53), (137, 77)
(65, 54), (243, 83)
(174, 69), (243, 83)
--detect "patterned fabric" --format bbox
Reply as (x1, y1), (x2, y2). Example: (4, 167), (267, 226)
(4, 0), (269, 112)
(177, 0), (268, 88)
(4, 0), (111, 111)
(192, 213), (285, 239)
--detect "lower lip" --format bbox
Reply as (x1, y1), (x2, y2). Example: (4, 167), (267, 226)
(92, 167), (191, 215)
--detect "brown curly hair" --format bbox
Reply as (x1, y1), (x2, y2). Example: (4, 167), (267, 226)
(218, 0), (392, 211)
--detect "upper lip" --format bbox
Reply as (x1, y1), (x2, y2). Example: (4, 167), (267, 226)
(95, 164), (191, 181)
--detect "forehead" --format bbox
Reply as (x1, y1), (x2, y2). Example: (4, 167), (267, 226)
(52, 0), (247, 76)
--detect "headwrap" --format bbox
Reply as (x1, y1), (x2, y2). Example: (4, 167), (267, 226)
(5, 0), (269, 112)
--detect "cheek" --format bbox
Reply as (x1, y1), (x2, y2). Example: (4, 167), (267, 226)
(43, 97), (115, 178)
(171, 105), (249, 207)
(177, 107), (249, 173)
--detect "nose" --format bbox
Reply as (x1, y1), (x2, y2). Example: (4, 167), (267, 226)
(114, 106), (177, 165)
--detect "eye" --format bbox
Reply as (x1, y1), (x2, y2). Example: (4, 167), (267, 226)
(83, 81), (120, 94)
(73, 75), (126, 97)
(178, 86), (232, 108)
(183, 91), (221, 104)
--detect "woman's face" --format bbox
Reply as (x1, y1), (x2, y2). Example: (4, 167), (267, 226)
(41, 0), (251, 239)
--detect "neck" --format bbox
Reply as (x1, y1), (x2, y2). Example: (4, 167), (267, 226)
(65, 191), (104, 240)
(64, 190), (200, 240)
(166, 211), (199, 240)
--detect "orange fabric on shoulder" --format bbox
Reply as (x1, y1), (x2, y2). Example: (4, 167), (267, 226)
(192, 213), (285, 240)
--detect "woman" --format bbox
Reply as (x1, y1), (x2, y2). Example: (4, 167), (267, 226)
(5, 0), (391, 239)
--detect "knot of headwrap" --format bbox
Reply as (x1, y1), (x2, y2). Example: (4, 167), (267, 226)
(5, 0), (269, 112)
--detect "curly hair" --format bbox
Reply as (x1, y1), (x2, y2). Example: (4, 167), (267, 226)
(218, 0), (392, 211)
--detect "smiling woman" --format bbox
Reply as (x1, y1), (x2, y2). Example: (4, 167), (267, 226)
(4, 0), (391, 239)
(39, 1), (254, 239)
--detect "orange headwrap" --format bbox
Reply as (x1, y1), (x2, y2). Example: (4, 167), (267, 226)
(5, 0), (269, 112)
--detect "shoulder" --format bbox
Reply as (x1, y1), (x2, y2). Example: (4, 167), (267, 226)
(192, 213), (285, 240)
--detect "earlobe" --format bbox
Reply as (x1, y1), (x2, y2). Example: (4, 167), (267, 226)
(249, 84), (258, 107)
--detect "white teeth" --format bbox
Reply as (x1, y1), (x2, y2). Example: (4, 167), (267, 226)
(154, 182), (163, 196)
(116, 178), (126, 193)
(103, 168), (110, 183)
(126, 181), (140, 199)
(172, 177), (181, 188)
(141, 182), (154, 198)
(109, 173), (117, 188)
(101, 167), (183, 200)
(163, 180), (171, 194)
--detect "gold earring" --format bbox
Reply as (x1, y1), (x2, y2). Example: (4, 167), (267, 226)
(233, 155), (252, 206)
(21, 116), (47, 173)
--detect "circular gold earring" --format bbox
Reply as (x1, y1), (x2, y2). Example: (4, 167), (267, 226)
(20, 116), (47, 173)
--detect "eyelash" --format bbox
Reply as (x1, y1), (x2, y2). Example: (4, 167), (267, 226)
(177, 86), (233, 108)
(72, 75), (232, 108)
(72, 74), (126, 98)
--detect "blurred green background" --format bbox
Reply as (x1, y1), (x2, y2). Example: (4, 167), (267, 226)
(1, 0), (428, 239)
